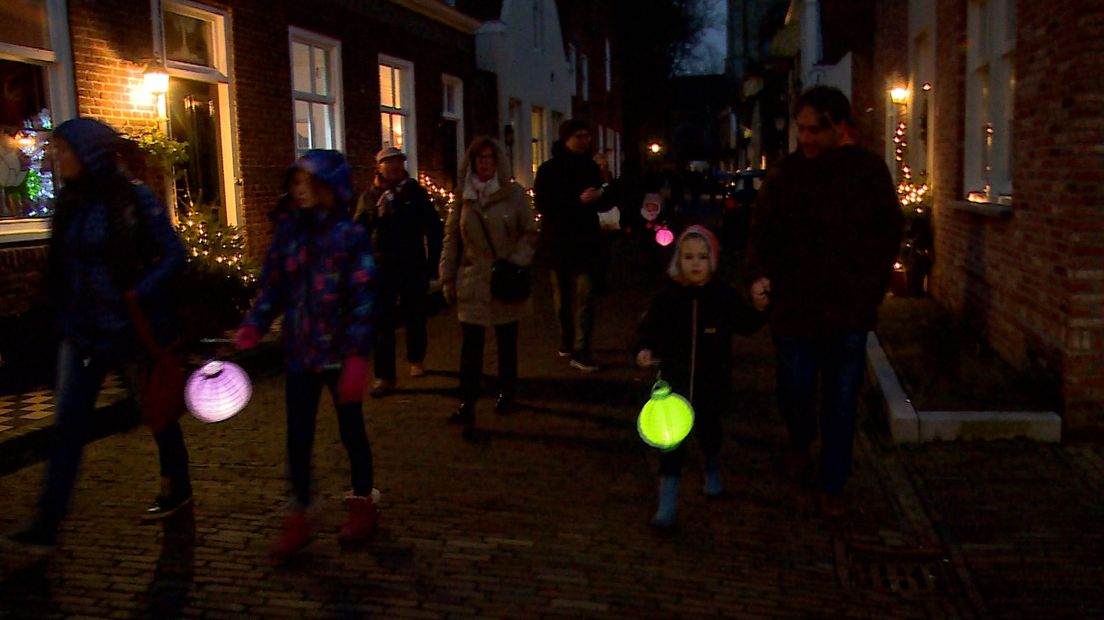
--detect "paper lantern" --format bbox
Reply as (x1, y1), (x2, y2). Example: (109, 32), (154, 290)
(638, 380), (694, 451)
(185, 360), (252, 423)
(655, 226), (674, 246)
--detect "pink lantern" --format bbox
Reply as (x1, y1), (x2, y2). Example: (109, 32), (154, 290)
(655, 226), (674, 247)
(185, 360), (252, 423)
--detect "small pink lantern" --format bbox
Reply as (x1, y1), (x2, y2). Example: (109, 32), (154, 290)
(185, 360), (252, 423)
(655, 226), (674, 247)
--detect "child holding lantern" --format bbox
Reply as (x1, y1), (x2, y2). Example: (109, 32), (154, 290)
(635, 225), (769, 529)
(235, 150), (380, 561)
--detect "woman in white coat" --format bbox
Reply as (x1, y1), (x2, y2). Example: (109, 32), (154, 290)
(439, 137), (539, 440)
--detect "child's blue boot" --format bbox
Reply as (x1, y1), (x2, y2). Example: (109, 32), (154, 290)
(649, 476), (679, 529)
(703, 454), (723, 497)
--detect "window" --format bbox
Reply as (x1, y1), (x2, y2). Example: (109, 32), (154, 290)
(290, 29), (343, 156)
(532, 0), (544, 51)
(580, 54), (589, 102)
(0, 0), (75, 240)
(566, 44), (576, 97)
(158, 1), (240, 226)
(530, 106), (545, 178)
(379, 54), (417, 174)
(441, 74), (464, 185)
(965, 0), (1015, 200)
(604, 38), (612, 92)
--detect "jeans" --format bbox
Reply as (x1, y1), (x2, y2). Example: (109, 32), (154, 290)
(374, 280), (428, 380)
(37, 339), (190, 529)
(550, 269), (596, 357)
(459, 322), (519, 403)
(773, 331), (868, 495)
(285, 370), (373, 507)
(657, 397), (723, 477)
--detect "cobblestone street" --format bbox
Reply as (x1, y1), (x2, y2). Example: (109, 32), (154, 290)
(1, 251), (1102, 619)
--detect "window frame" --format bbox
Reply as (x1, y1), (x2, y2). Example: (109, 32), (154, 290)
(379, 53), (418, 176)
(441, 73), (464, 180)
(0, 0), (76, 243)
(288, 27), (344, 156)
(964, 0), (1015, 201)
(155, 0), (242, 226)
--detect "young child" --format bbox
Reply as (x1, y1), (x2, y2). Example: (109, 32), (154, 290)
(235, 150), (379, 560)
(635, 225), (769, 529)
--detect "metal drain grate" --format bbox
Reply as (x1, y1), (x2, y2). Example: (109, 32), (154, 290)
(838, 541), (960, 597)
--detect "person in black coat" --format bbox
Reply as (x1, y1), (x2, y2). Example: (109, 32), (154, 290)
(533, 120), (606, 372)
(635, 225), (769, 529)
(355, 147), (444, 396)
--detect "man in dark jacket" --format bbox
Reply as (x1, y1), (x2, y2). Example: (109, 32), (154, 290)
(747, 86), (903, 518)
(533, 119), (606, 372)
(355, 147), (443, 397)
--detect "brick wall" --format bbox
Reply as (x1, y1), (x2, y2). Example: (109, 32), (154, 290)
(896, 0), (1104, 431)
(0, 245), (48, 317)
(230, 0), (478, 259)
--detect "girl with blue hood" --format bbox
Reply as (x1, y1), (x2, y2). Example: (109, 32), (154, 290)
(5, 118), (192, 550)
(235, 149), (380, 560)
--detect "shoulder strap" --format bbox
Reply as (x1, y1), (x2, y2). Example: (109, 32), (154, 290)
(470, 203), (499, 260)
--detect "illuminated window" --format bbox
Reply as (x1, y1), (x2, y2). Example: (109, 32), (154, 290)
(965, 0), (1015, 200)
(290, 28), (342, 155)
(379, 54), (417, 173)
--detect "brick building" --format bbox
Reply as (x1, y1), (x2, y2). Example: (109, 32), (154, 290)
(766, 0), (1104, 432)
(0, 0), (485, 386)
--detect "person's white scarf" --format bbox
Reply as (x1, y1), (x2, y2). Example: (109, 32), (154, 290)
(464, 174), (500, 206)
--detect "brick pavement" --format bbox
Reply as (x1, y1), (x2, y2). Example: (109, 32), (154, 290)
(1, 242), (1102, 619)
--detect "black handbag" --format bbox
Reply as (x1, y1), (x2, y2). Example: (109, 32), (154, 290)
(471, 205), (531, 302)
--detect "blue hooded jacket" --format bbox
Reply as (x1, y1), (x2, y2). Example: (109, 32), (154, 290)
(243, 150), (379, 371)
(48, 118), (185, 360)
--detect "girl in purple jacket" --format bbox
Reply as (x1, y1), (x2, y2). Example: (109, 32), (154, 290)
(236, 150), (379, 560)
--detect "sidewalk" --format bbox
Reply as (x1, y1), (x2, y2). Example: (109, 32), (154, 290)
(1, 241), (1102, 618)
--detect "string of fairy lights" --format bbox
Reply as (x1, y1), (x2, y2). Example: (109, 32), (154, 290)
(893, 120), (930, 212)
(177, 214), (257, 285)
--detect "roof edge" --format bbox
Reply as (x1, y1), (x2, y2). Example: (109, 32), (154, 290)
(388, 0), (483, 34)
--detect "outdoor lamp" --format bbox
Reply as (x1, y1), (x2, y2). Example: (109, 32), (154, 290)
(648, 142), (662, 155)
(890, 86), (910, 105)
(638, 380), (694, 451)
(185, 360), (252, 423)
(144, 67), (170, 95)
(655, 225), (674, 246)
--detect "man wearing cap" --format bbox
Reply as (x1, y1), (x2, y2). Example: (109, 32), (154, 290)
(746, 86), (902, 518)
(533, 119), (607, 372)
(355, 146), (444, 397)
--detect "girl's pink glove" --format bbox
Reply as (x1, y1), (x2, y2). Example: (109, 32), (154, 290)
(337, 356), (370, 403)
(235, 325), (261, 350)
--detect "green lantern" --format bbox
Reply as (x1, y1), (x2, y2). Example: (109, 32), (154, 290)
(638, 380), (694, 451)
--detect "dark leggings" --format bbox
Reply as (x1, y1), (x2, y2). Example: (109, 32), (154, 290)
(459, 321), (519, 403)
(285, 370), (373, 506)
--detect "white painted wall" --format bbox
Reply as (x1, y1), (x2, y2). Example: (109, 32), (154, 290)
(474, 0), (572, 186)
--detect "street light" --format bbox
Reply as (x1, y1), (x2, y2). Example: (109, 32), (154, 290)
(648, 142), (662, 155)
(890, 86), (910, 105)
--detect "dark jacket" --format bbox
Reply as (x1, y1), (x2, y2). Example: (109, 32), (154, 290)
(245, 150), (378, 372)
(533, 141), (605, 271)
(747, 145), (903, 337)
(47, 118), (185, 360)
(636, 280), (764, 405)
(354, 176), (443, 286)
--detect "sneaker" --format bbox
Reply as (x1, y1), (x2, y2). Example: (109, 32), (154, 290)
(271, 510), (312, 561)
(409, 363), (426, 378)
(141, 491), (193, 521)
(569, 356), (599, 372)
(3, 520), (56, 552)
(556, 349), (572, 358)
(368, 379), (395, 398)
(338, 491), (380, 545)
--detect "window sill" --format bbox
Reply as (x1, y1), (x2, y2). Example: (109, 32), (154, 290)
(948, 200), (1012, 219)
(0, 218), (52, 244)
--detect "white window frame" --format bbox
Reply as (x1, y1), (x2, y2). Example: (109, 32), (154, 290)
(379, 53), (418, 176)
(604, 38), (612, 92)
(288, 28), (344, 156)
(530, 105), (545, 178)
(441, 73), (464, 180)
(580, 53), (589, 102)
(0, 0), (76, 243)
(154, 0), (242, 226)
(964, 0), (1015, 201)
